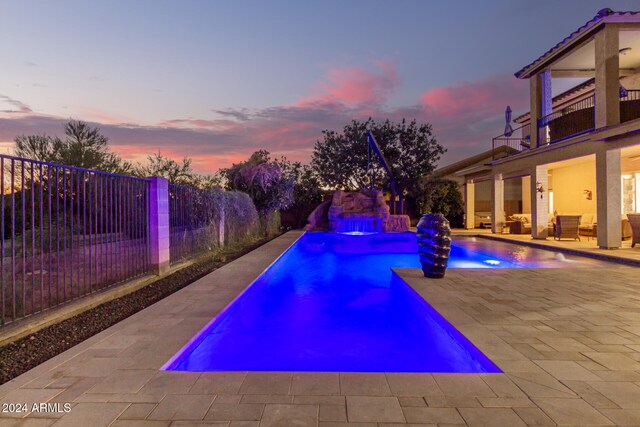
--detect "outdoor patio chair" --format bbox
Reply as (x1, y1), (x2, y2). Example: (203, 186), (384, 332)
(554, 215), (581, 241)
(628, 213), (640, 248)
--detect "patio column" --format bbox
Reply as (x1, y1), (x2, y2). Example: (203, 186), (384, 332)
(531, 165), (549, 239)
(530, 69), (552, 148)
(596, 148), (621, 249)
(491, 174), (504, 234)
(595, 24), (620, 128)
(148, 176), (170, 275)
(464, 180), (475, 230)
(522, 176), (531, 213)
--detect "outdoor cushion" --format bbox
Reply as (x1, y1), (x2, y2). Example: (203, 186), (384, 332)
(580, 213), (597, 229)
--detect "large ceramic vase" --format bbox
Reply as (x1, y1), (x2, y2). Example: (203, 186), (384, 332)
(416, 214), (452, 278)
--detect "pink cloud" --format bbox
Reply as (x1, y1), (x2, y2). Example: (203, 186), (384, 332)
(115, 146), (248, 173)
(157, 118), (239, 132)
(420, 74), (528, 122)
(72, 107), (139, 126)
(298, 60), (399, 107)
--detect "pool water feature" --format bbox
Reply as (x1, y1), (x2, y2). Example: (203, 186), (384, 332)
(164, 233), (605, 373)
(335, 216), (382, 234)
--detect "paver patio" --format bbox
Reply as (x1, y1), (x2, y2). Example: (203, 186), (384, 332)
(1, 230), (640, 426)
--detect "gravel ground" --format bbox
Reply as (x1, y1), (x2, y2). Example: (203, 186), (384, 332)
(0, 237), (276, 385)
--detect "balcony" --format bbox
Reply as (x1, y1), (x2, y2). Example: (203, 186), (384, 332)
(492, 124), (531, 160)
(493, 90), (640, 159)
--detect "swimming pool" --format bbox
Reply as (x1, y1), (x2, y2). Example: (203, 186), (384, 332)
(163, 232), (603, 373)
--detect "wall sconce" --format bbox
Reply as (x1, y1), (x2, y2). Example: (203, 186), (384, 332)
(536, 181), (544, 199)
(584, 189), (592, 200)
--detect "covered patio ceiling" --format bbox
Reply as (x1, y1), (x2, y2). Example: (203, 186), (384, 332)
(541, 146), (640, 172)
(551, 29), (640, 78)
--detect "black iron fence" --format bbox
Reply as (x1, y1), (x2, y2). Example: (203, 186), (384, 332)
(621, 90), (640, 123)
(0, 155), (270, 327)
(535, 90), (640, 145)
(492, 124), (531, 160)
(0, 154), (150, 326)
(537, 95), (595, 145)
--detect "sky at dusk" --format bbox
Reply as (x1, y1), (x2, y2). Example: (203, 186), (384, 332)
(2, 0), (639, 174)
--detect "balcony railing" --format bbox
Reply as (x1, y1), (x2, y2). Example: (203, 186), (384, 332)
(537, 95), (595, 145)
(621, 89), (640, 123)
(494, 90), (640, 160)
(492, 124), (531, 160)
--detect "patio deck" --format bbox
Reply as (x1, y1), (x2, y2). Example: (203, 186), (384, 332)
(1, 230), (640, 426)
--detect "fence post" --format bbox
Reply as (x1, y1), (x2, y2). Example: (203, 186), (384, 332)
(148, 177), (170, 275)
(219, 202), (225, 247)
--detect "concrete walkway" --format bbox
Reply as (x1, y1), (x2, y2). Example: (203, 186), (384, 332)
(1, 231), (639, 426)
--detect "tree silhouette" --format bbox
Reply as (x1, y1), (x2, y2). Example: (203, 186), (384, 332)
(14, 120), (130, 174)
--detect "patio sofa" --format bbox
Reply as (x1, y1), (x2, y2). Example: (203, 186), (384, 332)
(578, 213), (633, 240)
(509, 213), (555, 235)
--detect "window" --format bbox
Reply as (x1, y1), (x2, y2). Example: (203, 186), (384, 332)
(622, 173), (639, 214)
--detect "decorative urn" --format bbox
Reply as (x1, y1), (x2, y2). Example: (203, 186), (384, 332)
(416, 214), (452, 278)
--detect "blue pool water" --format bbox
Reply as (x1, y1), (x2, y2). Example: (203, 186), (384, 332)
(164, 233), (604, 373)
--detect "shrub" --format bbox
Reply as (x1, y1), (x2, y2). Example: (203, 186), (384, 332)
(222, 190), (259, 246)
(259, 210), (281, 238)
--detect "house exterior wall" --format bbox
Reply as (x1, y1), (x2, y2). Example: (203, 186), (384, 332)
(551, 162), (597, 215)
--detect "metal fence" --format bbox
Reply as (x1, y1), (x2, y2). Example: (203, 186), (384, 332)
(537, 95), (595, 145)
(621, 90), (640, 123)
(492, 124), (531, 160)
(1, 154), (150, 326)
(169, 184), (223, 265)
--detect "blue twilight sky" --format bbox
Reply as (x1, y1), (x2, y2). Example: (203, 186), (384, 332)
(1, 0), (638, 172)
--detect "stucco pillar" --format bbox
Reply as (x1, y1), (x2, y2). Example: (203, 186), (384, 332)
(148, 176), (170, 275)
(491, 174), (504, 234)
(530, 69), (552, 148)
(531, 165), (549, 239)
(595, 25), (620, 129)
(464, 180), (475, 230)
(596, 149), (621, 249)
(522, 176), (531, 213)
(218, 202), (225, 247)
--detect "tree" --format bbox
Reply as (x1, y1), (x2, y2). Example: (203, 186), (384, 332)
(222, 150), (294, 214)
(275, 159), (322, 208)
(311, 118), (445, 214)
(192, 173), (223, 189)
(135, 152), (194, 185)
(415, 177), (464, 227)
(14, 120), (131, 174)
(277, 160), (324, 228)
(133, 152), (222, 189)
(14, 134), (57, 161)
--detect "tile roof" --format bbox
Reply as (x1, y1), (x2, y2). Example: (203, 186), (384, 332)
(514, 9), (640, 79)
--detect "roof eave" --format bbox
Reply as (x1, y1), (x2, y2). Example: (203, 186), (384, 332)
(514, 23), (604, 79)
